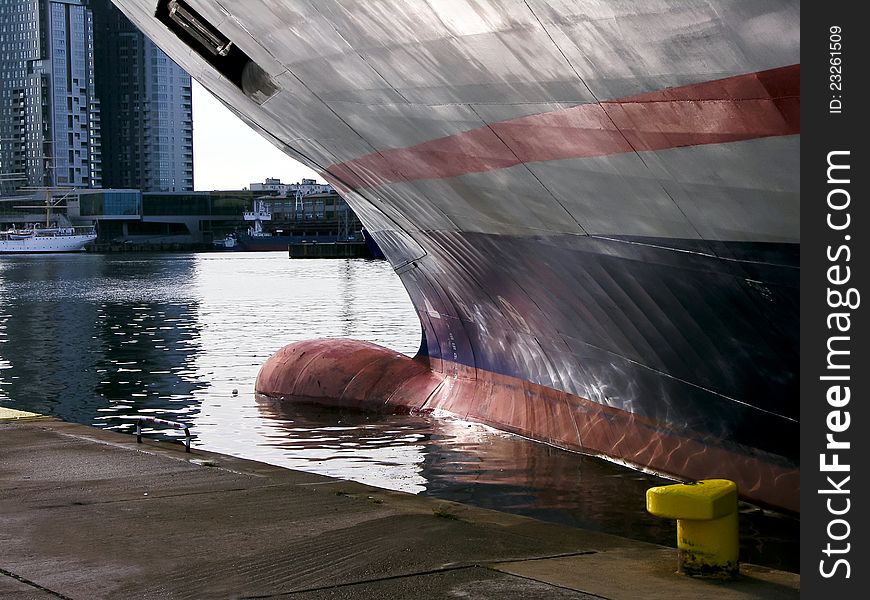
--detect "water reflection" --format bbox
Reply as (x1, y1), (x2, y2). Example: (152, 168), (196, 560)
(92, 301), (205, 425)
(0, 255), (205, 428)
(256, 397), (428, 493)
(0, 253), (797, 572)
(254, 396), (673, 534)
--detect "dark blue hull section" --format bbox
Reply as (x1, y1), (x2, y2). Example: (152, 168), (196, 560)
(391, 231), (798, 466)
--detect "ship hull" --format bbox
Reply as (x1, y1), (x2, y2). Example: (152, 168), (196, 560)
(256, 228), (798, 512)
(112, 0), (800, 511)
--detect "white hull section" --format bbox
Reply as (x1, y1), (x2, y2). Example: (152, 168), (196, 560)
(0, 234), (96, 253)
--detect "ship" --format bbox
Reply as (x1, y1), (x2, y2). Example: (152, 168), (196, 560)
(0, 190), (97, 253)
(0, 225), (97, 253)
(111, 0), (800, 512)
(214, 195), (384, 256)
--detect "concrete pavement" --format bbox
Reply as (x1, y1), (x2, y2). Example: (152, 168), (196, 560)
(0, 413), (799, 599)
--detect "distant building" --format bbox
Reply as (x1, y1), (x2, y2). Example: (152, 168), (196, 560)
(2, 184), (374, 255)
(67, 188), (256, 244)
(91, 0), (193, 192)
(249, 177), (333, 198)
(0, 0), (192, 196)
(0, 0), (103, 194)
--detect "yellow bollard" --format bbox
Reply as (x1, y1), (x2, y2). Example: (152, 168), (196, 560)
(646, 479), (739, 578)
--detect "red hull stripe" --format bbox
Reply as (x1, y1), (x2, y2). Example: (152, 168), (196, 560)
(327, 64), (799, 187)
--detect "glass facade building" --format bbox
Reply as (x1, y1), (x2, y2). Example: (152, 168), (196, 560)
(141, 191), (252, 217)
(91, 0), (193, 192)
(0, 0), (192, 196)
(0, 0), (102, 194)
(77, 188), (140, 217)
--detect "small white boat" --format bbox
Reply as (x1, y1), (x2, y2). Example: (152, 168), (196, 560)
(0, 189), (97, 253)
(212, 233), (240, 250)
(0, 225), (97, 253)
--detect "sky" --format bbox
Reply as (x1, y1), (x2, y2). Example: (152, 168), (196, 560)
(191, 80), (322, 191)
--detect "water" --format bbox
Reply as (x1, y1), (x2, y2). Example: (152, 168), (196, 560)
(0, 252), (798, 571)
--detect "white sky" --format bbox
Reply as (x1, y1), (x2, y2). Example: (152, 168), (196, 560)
(192, 80), (322, 191)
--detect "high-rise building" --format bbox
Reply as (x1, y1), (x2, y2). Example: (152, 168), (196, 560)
(0, 0), (102, 194)
(91, 0), (193, 192)
(0, 1), (193, 196)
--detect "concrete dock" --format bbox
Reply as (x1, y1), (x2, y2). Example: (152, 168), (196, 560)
(1, 410), (799, 599)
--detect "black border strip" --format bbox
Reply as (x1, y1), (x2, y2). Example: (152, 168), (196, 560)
(802, 3), (869, 595)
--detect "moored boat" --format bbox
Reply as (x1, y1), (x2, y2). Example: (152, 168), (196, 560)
(1, 189), (97, 253)
(111, 0), (800, 512)
(0, 226), (97, 253)
(230, 196), (378, 254)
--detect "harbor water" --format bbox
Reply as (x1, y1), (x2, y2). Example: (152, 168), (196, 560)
(0, 253), (798, 571)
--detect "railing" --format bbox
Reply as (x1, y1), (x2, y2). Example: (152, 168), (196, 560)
(118, 416), (192, 452)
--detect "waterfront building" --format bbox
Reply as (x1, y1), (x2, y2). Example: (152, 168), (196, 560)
(239, 176), (359, 233)
(71, 188), (254, 243)
(1, 187), (251, 245)
(0, 0), (192, 196)
(1, 183), (362, 246)
(249, 177), (333, 199)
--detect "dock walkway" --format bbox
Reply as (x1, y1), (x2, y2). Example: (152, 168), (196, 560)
(1, 412), (799, 599)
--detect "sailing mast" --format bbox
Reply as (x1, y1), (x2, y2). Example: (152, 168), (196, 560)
(7, 187), (77, 229)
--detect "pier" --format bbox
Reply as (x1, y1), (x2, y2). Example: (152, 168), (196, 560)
(288, 240), (373, 259)
(1, 411), (798, 599)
